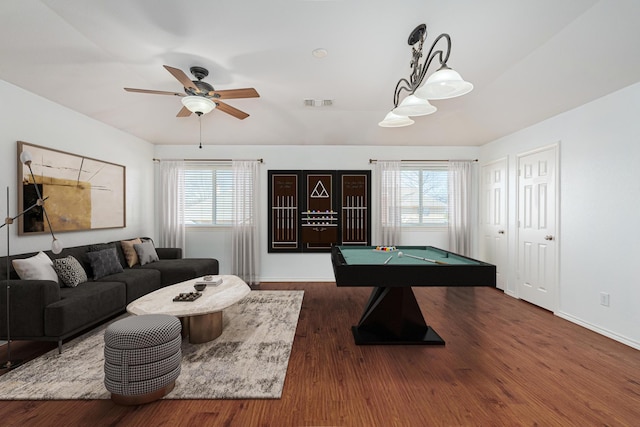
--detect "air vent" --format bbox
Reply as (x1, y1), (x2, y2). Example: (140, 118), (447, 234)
(304, 99), (333, 107)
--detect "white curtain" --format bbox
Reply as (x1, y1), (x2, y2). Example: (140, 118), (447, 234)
(375, 161), (402, 246)
(159, 160), (185, 250)
(448, 161), (472, 256)
(231, 160), (261, 286)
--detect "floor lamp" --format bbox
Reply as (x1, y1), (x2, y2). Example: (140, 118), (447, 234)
(1, 151), (62, 370)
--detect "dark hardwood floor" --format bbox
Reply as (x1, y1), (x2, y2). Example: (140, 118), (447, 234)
(1, 282), (639, 426)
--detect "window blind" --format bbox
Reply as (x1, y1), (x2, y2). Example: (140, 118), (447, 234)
(183, 163), (232, 226)
(400, 163), (448, 226)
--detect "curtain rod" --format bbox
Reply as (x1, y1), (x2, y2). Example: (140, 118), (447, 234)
(153, 158), (263, 163)
(369, 159), (478, 163)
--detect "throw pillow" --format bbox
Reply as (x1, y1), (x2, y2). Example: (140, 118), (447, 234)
(88, 242), (127, 269)
(12, 251), (59, 283)
(134, 240), (160, 265)
(52, 256), (88, 287)
(88, 242), (116, 252)
(120, 238), (142, 267)
(86, 248), (124, 280)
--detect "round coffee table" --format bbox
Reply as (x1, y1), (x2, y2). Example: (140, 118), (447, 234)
(126, 275), (251, 344)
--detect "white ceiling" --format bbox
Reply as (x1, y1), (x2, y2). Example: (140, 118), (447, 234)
(1, 0), (639, 147)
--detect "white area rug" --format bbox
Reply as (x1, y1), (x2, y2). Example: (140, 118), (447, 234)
(0, 290), (304, 400)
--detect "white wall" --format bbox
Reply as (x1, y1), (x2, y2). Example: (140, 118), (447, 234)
(480, 82), (640, 349)
(154, 144), (480, 281)
(0, 80), (155, 256)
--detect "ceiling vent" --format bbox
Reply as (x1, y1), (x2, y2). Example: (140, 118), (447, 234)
(304, 99), (333, 107)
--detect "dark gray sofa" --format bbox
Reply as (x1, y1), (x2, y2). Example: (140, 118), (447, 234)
(0, 238), (218, 353)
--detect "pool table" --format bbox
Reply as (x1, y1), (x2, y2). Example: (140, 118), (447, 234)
(331, 245), (496, 345)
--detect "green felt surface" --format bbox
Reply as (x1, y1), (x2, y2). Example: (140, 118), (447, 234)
(338, 246), (479, 266)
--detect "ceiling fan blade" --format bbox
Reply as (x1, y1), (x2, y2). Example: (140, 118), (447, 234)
(209, 88), (260, 99)
(163, 65), (198, 91)
(177, 106), (192, 117)
(124, 87), (184, 96)
(215, 101), (250, 120)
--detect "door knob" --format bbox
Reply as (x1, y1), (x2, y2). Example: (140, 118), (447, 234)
(544, 235), (554, 241)
(498, 230), (505, 234)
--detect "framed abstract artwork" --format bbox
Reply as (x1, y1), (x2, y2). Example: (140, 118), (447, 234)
(17, 141), (126, 234)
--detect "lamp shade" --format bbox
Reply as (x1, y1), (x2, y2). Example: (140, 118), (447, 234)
(378, 111), (415, 127)
(181, 96), (216, 115)
(392, 95), (437, 117)
(19, 150), (32, 165)
(51, 238), (63, 255)
(415, 66), (473, 100)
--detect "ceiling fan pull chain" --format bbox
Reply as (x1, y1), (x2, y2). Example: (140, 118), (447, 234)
(199, 115), (203, 149)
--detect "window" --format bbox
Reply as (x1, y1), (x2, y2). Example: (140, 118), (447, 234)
(183, 164), (232, 226)
(400, 164), (448, 226)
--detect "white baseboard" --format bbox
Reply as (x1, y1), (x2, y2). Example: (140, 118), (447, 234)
(505, 289), (518, 298)
(555, 311), (640, 351)
(259, 278), (335, 283)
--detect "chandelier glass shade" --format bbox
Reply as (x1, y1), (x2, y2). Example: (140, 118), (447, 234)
(392, 95), (437, 116)
(378, 111), (415, 128)
(414, 66), (474, 100)
(181, 96), (216, 115)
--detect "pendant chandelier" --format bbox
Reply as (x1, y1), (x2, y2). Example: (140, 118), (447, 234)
(379, 24), (473, 127)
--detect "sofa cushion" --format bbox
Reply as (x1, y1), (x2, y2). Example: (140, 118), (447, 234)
(52, 256), (88, 287)
(134, 240), (160, 265)
(139, 258), (218, 286)
(12, 252), (59, 283)
(87, 248), (124, 280)
(98, 268), (163, 304)
(120, 238), (142, 267)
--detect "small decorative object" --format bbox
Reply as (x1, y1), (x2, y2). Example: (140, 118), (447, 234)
(173, 292), (202, 302)
(194, 283), (206, 292)
(198, 277), (222, 286)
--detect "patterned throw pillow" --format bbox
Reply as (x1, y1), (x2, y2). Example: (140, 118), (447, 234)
(88, 242), (127, 269)
(52, 256), (88, 287)
(86, 248), (124, 280)
(133, 240), (160, 266)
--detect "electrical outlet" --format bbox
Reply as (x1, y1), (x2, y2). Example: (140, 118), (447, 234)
(600, 292), (610, 307)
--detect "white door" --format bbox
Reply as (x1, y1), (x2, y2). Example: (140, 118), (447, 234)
(517, 145), (558, 311)
(480, 158), (508, 291)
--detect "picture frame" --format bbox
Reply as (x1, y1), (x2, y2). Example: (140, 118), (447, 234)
(17, 141), (126, 234)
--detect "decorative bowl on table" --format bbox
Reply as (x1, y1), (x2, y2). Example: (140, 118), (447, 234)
(194, 283), (206, 291)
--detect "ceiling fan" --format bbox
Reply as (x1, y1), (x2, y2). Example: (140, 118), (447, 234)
(124, 65), (259, 119)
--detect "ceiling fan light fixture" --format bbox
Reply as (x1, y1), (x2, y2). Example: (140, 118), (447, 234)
(181, 96), (216, 115)
(392, 95), (437, 116)
(415, 65), (474, 100)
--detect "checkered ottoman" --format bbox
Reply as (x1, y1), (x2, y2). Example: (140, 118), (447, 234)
(104, 314), (182, 405)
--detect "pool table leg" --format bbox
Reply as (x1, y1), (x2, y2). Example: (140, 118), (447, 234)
(352, 286), (445, 345)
